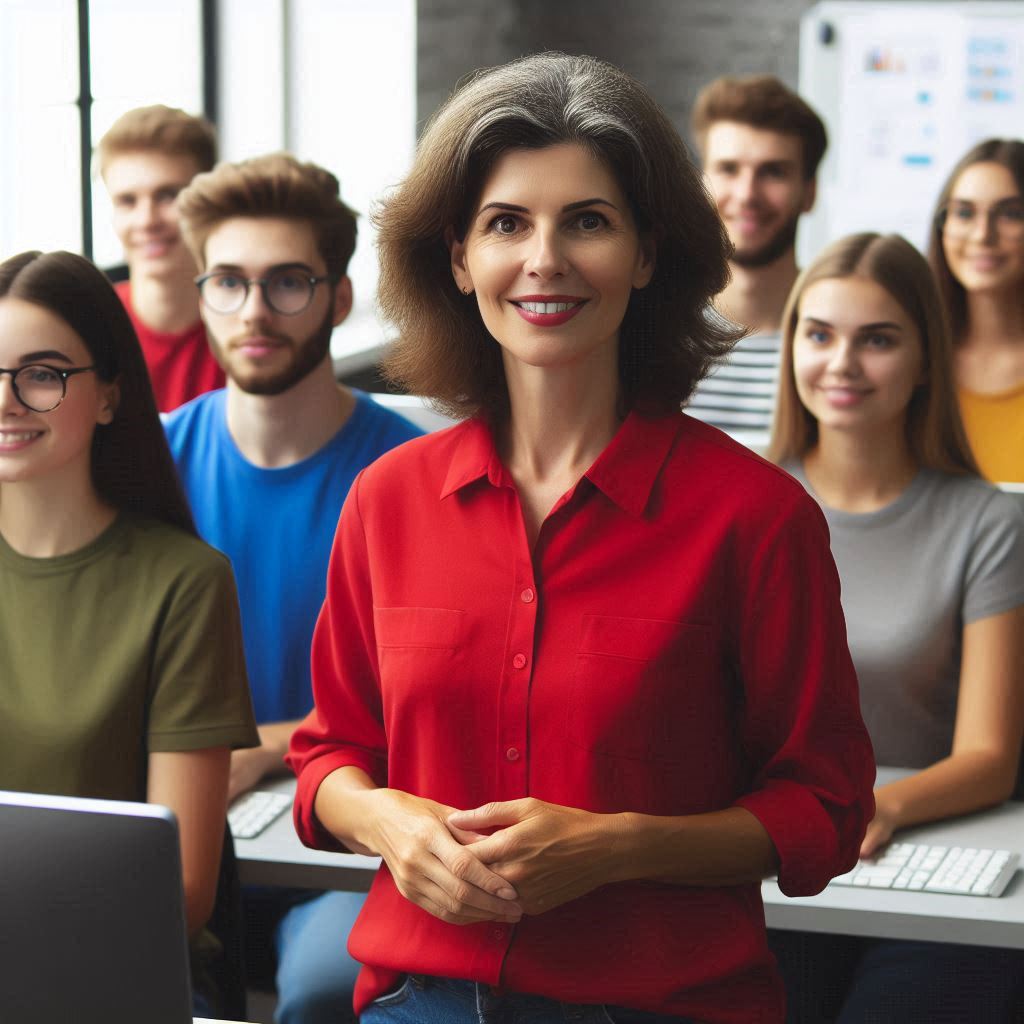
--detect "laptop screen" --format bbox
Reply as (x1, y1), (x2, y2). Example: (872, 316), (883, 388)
(0, 789), (193, 1024)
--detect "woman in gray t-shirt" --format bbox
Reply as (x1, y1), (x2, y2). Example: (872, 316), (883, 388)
(767, 232), (1024, 1023)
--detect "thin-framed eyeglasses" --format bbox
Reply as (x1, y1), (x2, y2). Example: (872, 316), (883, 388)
(937, 199), (1024, 241)
(195, 268), (333, 315)
(0, 364), (98, 413)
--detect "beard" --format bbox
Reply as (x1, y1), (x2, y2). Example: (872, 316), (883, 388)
(219, 303), (335, 396)
(730, 211), (801, 269)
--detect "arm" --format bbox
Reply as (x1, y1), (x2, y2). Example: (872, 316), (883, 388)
(148, 747), (231, 938)
(862, 605), (1024, 856)
(228, 718), (303, 802)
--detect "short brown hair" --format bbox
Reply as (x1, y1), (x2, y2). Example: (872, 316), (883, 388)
(96, 105), (217, 177)
(691, 75), (827, 181)
(176, 153), (358, 281)
(768, 232), (977, 476)
(927, 138), (1024, 340)
(376, 51), (741, 420)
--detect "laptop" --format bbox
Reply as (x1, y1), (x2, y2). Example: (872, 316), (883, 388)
(0, 789), (193, 1024)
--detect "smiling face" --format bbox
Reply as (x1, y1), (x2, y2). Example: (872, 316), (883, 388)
(449, 143), (654, 379)
(941, 161), (1024, 297)
(703, 122), (815, 268)
(199, 216), (351, 396)
(0, 298), (117, 489)
(104, 151), (201, 282)
(793, 275), (924, 440)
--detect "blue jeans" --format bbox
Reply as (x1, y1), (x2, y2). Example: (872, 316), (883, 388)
(245, 886), (366, 1024)
(359, 974), (698, 1024)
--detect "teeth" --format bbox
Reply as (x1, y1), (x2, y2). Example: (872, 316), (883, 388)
(0, 432), (39, 442)
(517, 301), (580, 314)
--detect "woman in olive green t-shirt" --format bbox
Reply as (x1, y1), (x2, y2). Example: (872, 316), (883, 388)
(0, 252), (257, 964)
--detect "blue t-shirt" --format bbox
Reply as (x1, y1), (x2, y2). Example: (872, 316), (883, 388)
(164, 388), (422, 723)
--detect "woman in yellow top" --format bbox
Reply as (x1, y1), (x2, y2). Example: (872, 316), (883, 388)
(928, 139), (1024, 482)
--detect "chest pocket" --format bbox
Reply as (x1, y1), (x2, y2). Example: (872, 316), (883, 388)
(565, 614), (714, 764)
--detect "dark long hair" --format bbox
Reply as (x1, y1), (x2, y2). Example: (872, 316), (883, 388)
(0, 251), (195, 534)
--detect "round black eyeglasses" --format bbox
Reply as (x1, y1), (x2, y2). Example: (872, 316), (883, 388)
(0, 364), (98, 412)
(195, 269), (333, 316)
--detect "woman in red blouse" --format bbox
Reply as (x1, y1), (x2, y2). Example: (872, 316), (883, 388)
(288, 53), (874, 1024)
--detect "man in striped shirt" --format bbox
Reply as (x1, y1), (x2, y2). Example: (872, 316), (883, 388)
(687, 76), (827, 447)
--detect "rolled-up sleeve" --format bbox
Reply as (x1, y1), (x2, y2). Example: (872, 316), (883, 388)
(732, 492), (875, 895)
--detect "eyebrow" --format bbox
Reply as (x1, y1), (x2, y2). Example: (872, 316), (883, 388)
(18, 350), (74, 365)
(803, 317), (903, 331)
(948, 196), (1023, 206)
(206, 261), (316, 275)
(476, 198), (619, 216)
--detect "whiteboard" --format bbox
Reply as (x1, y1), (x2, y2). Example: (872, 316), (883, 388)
(798, 1), (1024, 263)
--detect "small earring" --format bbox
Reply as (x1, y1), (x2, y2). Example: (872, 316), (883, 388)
(462, 286), (471, 295)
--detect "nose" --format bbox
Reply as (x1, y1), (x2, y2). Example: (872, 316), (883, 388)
(735, 168), (758, 204)
(524, 223), (569, 279)
(0, 373), (26, 415)
(239, 281), (273, 322)
(970, 209), (999, 244)
(826, 337), (858, 376)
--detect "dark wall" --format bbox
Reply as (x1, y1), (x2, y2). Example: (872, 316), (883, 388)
(417, 0), (817, 151)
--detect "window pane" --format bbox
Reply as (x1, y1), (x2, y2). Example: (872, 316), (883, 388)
(0, 0), (82, 256)
(90, 0), (203, 268)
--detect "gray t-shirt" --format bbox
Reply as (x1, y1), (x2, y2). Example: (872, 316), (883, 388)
(785, 462), (1024, 767)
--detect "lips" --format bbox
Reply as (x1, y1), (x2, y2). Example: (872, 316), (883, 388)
(0, 429), (43, 451)
(821, 387), (870, 408)
(509, 295), (587, 327)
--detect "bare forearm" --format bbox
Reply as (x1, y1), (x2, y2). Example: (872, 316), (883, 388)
(313, 765), (387, 855)
(613, 806), (779, 887)
(256, 718), (304, 767)
(876, 751), (1018, 832)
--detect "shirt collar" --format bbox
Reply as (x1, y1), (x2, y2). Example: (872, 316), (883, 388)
(441, 411), (682, 518)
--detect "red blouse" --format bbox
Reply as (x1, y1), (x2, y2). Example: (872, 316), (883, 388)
(288, 411), (874, 1024)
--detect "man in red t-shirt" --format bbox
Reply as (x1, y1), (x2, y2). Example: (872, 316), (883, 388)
(97, 105), (225, 412)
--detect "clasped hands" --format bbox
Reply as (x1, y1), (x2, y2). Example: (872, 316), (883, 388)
(368, 791), (625, 926)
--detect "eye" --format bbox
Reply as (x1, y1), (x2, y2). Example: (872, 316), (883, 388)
(21, 365), (61, 385)
(861, 333), (894, 349)
(997, 204), (1024, 223)
(155, 187), (182, 204)
(574, 211), (607, 231)
(803, 327), (829, 344)
(490, 215), (519, 236)
(213, 274), (245, 291)
(949, 203), (974, 221)
(271, 270), (306, 291)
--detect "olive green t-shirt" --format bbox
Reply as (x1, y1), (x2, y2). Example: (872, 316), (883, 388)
(0, 514), (258, 801)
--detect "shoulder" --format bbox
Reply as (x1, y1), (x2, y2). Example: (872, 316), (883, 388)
(162, 389), (225, 446)
(921, 470), (1024, 527)
(116, 517), (234, 586)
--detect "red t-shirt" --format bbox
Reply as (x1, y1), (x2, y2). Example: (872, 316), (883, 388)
(115, 281), (225, 413)
(288, 412), (874, 1024)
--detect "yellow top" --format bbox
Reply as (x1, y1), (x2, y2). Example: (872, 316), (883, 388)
(958, 383), (1024, 483)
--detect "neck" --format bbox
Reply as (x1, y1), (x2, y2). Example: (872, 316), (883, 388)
(0, 472), (116, 557)
(803, 424), (918, 513)
(225, 358), (355, 468)
(501, 346), (621, 485)
(129, 271), (201, 334)
(717, 249), (798, 334)
(963, 289), (1024, 347)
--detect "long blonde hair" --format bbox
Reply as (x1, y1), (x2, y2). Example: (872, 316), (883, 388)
(768, 232), (978, 475)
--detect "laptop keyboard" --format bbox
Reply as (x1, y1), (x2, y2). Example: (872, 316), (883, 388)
(228, 790), (292, 840)
(829, 842), (1019, 897)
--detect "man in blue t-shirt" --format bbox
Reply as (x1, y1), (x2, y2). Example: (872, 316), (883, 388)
(167, 153), (422, 1024)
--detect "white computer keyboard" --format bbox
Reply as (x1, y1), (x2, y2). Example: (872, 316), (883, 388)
(829, 842), (1020, 897)
(228, 790), (292, 840)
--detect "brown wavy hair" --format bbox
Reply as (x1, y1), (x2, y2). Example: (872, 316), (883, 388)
(0, 251), (196, 533)
(927, 138), (1024, 341)
(768, 233), (977, 476)
(177, 153), (358, 282)
(376, 51), (742, 420)
(691, 75), (827, 181)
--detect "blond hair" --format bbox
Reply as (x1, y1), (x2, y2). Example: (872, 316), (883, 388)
(96, 105), (217, 177)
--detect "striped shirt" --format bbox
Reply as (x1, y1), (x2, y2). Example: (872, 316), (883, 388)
(686, 330), (780, 447)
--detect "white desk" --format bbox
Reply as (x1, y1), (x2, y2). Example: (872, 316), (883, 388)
(235, 772), (1024, 949)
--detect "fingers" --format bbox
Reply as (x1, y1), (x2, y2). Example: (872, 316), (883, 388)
(859, 822), (890, 859)
(448, 799), (529, 832)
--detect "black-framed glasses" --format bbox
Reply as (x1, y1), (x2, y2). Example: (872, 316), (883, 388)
(936, 200), (1024, 240)
(0, 364), (98, 412)
(195, 268), (333, 315)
